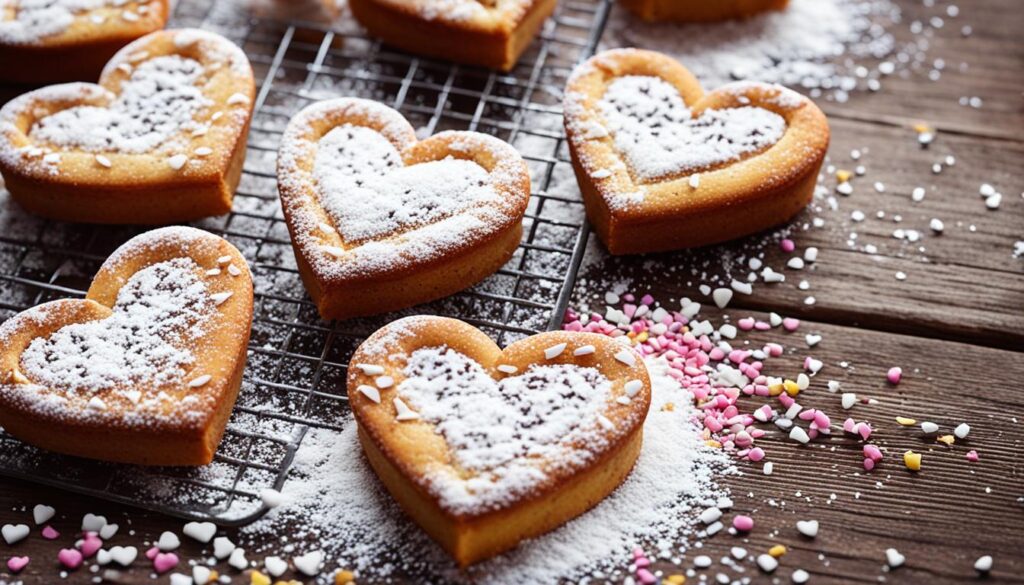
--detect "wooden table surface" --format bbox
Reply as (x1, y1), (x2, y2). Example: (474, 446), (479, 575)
(0, 0), (1022, 584)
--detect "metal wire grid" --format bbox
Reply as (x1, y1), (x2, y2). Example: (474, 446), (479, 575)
(0, 0), (612, 524)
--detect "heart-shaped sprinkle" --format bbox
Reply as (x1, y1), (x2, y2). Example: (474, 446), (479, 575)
(228, 547), (248, 570)
(109, 546), (138, 567)
(96, 549), (112, 565)
(192, 565), (213, 584)
(885, 548), (905, 568)
(796, 519), (819, 538)
(81, 513), (106, 532)
(41, 526), (60, 540)
(58, 548), (83, 569)
(98, 523), (118, 540)
(153, 552), (179, 573)
(80, 533), (103, 558)
(264, 555), (288, 577)
(6, 556), (29, 573)
(293, 550), (324, 576)
(157, 531), (180, 551)
(169, 574), (192, 585)
(145, 546), (159, 560)
(182, 521), (216, 544)
(1, 524), (29, 545)
(212, 536), (235, 560)
(32, 504), (55, 525)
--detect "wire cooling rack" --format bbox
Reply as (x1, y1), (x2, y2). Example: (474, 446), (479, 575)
(0, 0), (611, 524)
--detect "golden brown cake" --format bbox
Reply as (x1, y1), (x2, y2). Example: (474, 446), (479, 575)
(620, 0), (788, 22)
(277, 98), (530, 320)
(564, 48), (829, 255)
(0, 28), (256, 224)
(0, 227), (254, 466)
(347, 315), (651, 566)
(348, 0), (557, 71)
(0, 0), (170, 84)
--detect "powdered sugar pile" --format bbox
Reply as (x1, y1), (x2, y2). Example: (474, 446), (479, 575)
(29, 55), (211, 154)
(242, 355), (732, 582)
(313, 126), (498, 243)
(604, 0), (905, 102)
(397, 346), (613, 514)
(19, 258), (212, 397)
(0, 0), (114, 45)
(598, 75), (786, 181)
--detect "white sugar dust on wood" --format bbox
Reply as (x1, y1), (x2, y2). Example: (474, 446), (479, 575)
(241, 356), (733, 582)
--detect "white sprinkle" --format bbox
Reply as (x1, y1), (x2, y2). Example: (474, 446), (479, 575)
(355, 364), (385, 375)
(573, 345), (596, 356)
(789, 426), (810, 444)
(841, 393), (857, 409)
(712, 287), (733, 308)
(597, 415), (616, 431)
(730, 547), (747, 560)
(95, 154), (112, 168)
(763, 462), (774, 475)
(43, 153), (60, 164)
(393, 397), (419, 421)
(796, 519), (819, 538)
(911, 187), (926, 202)
(87, 396), (106, 411)
(699, 507), (722, 524)
(217, 255), (232, 264)
(375, 376), (394, 389)
(694, 555), (713, 568)
(730, 280), (753, 295)
(985, 193), (1002, 209)
(211, 291), (233, 305)
(157, 531), (180, 551)
(194, 147), (213, 157)
(787, 257), (805, 270)
(188, 374), (212, 388)
(544, 343), (567, 359)
(805, 334), (822, 347)
(920, 421), (939, 434)
(357, 385), (380, 404)
(688, 174), (701, 188)
(974, 555), (993, 573)
(227, 93), (250, 106)
(885, 548), (905, 568)
(614, 349), (637, 367)
(496, 364), (518, 374)
(616, 396), (631, 405)
(980, 183), (996, 197)
(227, 264), (242, 276)
(167, 154), (188, 170)
(762, 267), (785, 283)
(792, 569), (810, 584)
(929, 218), (944, 233)
(205, 268), (221, 276)
(836, 182), (853, 196)
(954, 422), (970, 439)
(591, 168), (611, 179)
(624, 379), (643, 397)
(804, 247), (818, 262)
(895, 271), (907, 281)
(228, 547), (248, 570)
(757, 554), (778, 573)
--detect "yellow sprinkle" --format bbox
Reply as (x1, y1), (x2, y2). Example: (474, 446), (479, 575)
(664, 575), (686, 585)
(705, 440), (722, 448)
(662, 402), (676, 412)
(895, 416), (916, 426)
(904, 450), (922, 471)
(251, 572), (271, 585)
(913, 122), (932, 134)
(836, 169), (852, 183)
(335, 570), (356, 585)
(768, 544), (787, 558)
(936, 434), (955, 446)
(783, 380), (800, 397)
(635, 331), (649, 343)
(768, 383), (784, 396)
(209, 572), (219, 583)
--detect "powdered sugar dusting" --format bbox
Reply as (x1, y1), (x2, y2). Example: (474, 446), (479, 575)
(242, 356), (732, 581)
(29, 55), (211, 154)
(5, 257), (215, 425)
(599, 75), (786, 182)
(0, 0), (115, 45)
(397, 346), (613, 515)
(313, 126), (498, 243)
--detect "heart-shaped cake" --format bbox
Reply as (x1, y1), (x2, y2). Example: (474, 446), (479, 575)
(347, 315), (651, 566)
(564, 48), (829, 255)
(277, 98), (530, 320)
(0, 226), (254, 466)
(348, 0), (557, 71)
(620, 0), (788, 22)
(0, 0), (170, 84)
(0, 28), (256, 225)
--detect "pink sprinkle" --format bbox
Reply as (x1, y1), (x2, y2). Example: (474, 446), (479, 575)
(966, 450), (979, 462)
(863, 458), (875, 471)
(764, 343), (783, 357)
(738, 317), (756, 331)
(637, 568), (657, 584)
(843, 418), (856, 433)
(781, 239), (796, 252)
(41, 526), (60, 540)
(814, 411), (831, 429)
(80, 534), (102, 558)
(782, 318), (800, 331)
(640, 294), (654, 305)
(58, 549), (83, 570)
(857, 422), (872, 441)
(632, 547), (645, 559)
(887, 366), (902, 384)
(7, 556), (29, 574)
(153, 552), (179, 574)
(748, 447), (766, 462)
(145, 546), (159, 560)
(635, 557), (651, 568)
(733, 515), (754, 532)
(778, 394), (795, 408)
(863, 444), (883, 462)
